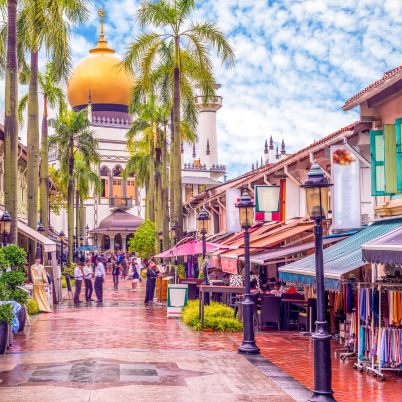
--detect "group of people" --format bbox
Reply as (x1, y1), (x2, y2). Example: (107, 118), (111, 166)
(72, 252), (141, 304)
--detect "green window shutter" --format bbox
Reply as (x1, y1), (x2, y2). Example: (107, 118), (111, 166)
(370, 129), (386, 195)
(396, 118), (402, 192)
(384, 124), (397, 194)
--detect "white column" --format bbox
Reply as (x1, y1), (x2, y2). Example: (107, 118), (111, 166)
(121, 234), (127, 252)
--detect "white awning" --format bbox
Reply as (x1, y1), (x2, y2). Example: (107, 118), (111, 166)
(182, 176), (221, 185)
(18, 221), (57, 252)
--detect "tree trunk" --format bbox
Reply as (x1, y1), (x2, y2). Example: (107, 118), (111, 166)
(161, 123), (169, 249)
(148, 134), (155, 222)
(79, 196), (85, 241)
(67, 148), (74, 265)
(4, 0), (19, 245)
(173, 38), (183, 240)
(27, 50), (40, 262)
(154, 127), (162, 241)
(75, 188), (80, 252)
(144, 174), (150, 220)
(169, 108), (174, 231)
(40, 96), (49, 236)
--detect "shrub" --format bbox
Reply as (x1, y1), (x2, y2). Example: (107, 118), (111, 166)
(0, 271), (26, 289)
(0, 282), (11, 301)
(26, 300), (40, 315)
(0, 303), (14, 324)
(0, 245), (27, 272)
(182, 300), (242, 332)
(10, 289), (29, 305)
(128, 219), (156, 258)
(177, 264), (185, 279)
(61, 276), (75, 289)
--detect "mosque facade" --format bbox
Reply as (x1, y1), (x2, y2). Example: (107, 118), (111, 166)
(49, 11), (226, 251)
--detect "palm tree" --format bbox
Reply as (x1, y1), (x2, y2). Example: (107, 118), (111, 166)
(49, 109), (99, 265)
(2, 0), (19, 244)
(17, 0), (88, 249)
(73, 154), (101, 248)
(123, 0), (234, 241)
(18, 62), (66, 236)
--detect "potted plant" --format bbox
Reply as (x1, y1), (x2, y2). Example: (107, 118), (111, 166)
(0, 303), (14, 354)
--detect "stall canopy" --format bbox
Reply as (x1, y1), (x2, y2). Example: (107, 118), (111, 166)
(18, 221), (57, 252)
(278, 219), (402, 289)
(247, 236), (346, 265)
(154, 240), (228, 258)
(362, 226), (402, 265)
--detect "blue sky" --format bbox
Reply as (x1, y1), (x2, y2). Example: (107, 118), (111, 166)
(4, 0), (402, 178)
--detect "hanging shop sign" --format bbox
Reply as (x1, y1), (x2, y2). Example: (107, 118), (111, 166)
(226, 188), (241, 233)
(331, 145), (361, 230)
(254, 185), (280, 221)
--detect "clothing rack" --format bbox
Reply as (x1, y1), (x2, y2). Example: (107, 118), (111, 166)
(353, 282), (402, 380)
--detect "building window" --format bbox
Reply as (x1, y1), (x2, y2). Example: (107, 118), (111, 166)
(185, 184), (193, 202)
(112, 178), (123, 197)
(127, 179), (136, 198)
(198, 184), (206, 194)
(101, 178), (107, 197)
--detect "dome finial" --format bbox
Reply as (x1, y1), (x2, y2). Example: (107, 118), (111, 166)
(90, 8), (115, 54)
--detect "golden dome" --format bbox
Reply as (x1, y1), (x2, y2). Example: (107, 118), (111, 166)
(67, 9), (134, 109)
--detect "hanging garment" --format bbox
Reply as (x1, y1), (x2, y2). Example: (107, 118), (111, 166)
(359, 325), (365, 361)
(380, 328), (389, 368)
(371, 289), (379, 325)
(360, 288), (367, 322)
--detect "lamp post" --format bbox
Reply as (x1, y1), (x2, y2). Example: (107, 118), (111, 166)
(59, 231), (65, 273)
(236, 191), (260, 355)
(170, 223), (177, 247)
(197, 208), (211, 305)
(37, 222), (45, 262)
(301, 162), (335, 402)
(197, 208), (210, 281)
(0, 210), (12, 247)
(85, 224), (89, 245)
(170, 223), (178, 282)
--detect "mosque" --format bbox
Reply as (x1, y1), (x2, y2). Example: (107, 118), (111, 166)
(49, 10), (226, 251)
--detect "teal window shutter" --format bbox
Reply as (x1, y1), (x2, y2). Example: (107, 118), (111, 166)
(396, 118), (402, 192)
(370, 129), (386, 195)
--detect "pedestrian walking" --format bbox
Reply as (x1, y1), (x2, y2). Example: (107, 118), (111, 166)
(74, 261), (84, 304)
(144, 261), (159, 304)
(94, 256), (105, 303)
(129, 257), (140, 292)
(112, 261), (121, 290)
(121, 256), (128, 282)
(84, 259), (94, 302)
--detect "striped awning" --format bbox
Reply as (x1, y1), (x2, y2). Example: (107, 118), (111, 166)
(279, 219), (402, 287)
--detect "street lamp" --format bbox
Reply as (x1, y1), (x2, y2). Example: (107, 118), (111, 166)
(0, 210), (12, 247)
(36, 222), (45, 262)
(59, 230), (65, 273)
(197, 208), (210, 281)
(85, 224), (89, 245)
(170, 223), (177, 246)
(301, 162), (334, 402)
(236, 191), (260, 355)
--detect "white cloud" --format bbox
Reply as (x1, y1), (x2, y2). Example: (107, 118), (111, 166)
(0, 0), (401, 179)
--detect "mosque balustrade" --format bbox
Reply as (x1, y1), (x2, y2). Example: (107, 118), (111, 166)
(183, 163), (226, 173)
(92, 115), (131, 128)
(109, 196), (135, 210)
(194, 95), (223, 107)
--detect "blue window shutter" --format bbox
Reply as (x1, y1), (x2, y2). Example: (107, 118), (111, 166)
(396, 118), (402, 192)
(370, 129), (387, 196)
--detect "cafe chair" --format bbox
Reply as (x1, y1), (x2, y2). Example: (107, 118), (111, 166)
(282, 293), (304, 329)
(259, 295), (281, 330)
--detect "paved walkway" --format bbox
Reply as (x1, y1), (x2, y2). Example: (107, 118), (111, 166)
(0, 277), (296, 402)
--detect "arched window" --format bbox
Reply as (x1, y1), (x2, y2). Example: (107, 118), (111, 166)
(113, 165), (123, 177)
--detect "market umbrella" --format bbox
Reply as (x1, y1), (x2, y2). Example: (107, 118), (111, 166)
(154, 240), (227, 258)
(75, 244), (99, 252)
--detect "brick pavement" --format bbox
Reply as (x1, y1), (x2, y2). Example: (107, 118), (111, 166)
(0, 276), (294, 402)
(229, 331), (402, 402)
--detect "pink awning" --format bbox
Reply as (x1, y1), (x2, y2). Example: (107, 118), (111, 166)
(154, 240), (227, 258)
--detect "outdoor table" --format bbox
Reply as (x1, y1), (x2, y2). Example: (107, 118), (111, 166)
(198, 285), (244, 328)
(281, 298), (308, 330)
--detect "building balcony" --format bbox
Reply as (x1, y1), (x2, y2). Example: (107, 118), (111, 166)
(183, 163), (226, 173)
(194, 95), (223, 111)
(109, 196), (134, 210)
